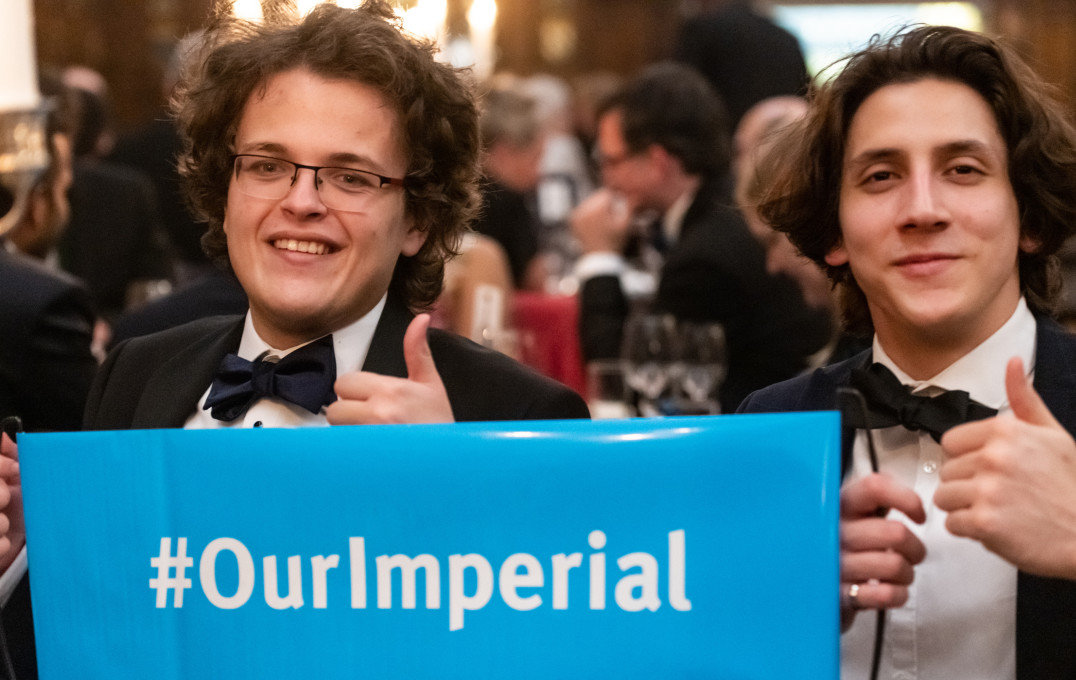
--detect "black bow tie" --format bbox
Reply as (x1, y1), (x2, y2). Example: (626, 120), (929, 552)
(203, 334), (337, 422)
(846, 362), (997, 442)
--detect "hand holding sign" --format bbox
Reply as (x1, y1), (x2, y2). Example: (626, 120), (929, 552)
(935, 357), (1076, 579)
(327, 314), (455, 425)
(839, 473), (926, 630)
(0, 432), (24, 573)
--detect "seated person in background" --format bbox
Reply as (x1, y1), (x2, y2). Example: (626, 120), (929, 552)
(737, 25), (1076, 678)
(58, 71), (175, 322)
(571, 61), (831, 410)
(734, 95), (866, 365)
(83, 0), (588, 431)
(2, 73), (97, 433)
(474, 78), (547, 291)
(0, 72), (97, 680)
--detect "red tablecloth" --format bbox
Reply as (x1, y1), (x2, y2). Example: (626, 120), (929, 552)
(512, 292), (586, 396)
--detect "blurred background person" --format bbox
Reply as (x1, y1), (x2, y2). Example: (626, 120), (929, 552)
(1, 73), (97, 432)
(59, 66), (175, 329)
(0, 73), (98, 680)
(520, 73), (595, 290)
(734, 95), (867, 366)
(571, 61), (831, 410)
(110, 30), (211, 285)
(474, 77), (546, 292)
(675, 0), (809, 131)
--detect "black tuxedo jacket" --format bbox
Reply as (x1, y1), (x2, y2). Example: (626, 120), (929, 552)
(737, 318), (1076, 679)
(0, 248), (96, 433)
(579, 175), (832, 410)
(85, 294), (588, 429)
(61, 158), (173, 318)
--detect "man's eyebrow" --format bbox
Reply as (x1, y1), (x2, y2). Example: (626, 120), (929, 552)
(235, 141), (287, 155)
(844, 147), (902, 171)
(326, 152), (386, 171)
(935, 139), (998, 160)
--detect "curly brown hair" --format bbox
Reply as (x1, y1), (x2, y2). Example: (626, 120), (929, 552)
(172, 0), (481, 311)
(757, 25), (1076, 336)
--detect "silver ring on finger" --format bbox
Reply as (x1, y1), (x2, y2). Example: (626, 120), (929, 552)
(848, 583), (862, 610)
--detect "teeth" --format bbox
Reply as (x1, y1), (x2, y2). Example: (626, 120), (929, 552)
(274, 239), (329, 255)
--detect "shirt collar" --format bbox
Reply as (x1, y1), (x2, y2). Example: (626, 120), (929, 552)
(237, 293), (387, 376)
(873, 297), (1036, 410)
(661, 185), (696, 244)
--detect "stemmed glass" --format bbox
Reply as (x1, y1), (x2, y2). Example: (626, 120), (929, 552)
(621, 313), (678, 416)
(675, 321), (727, 414)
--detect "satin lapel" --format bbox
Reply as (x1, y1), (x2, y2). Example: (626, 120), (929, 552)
(130, 319), (245, 428)
(361, 295), (414, 379)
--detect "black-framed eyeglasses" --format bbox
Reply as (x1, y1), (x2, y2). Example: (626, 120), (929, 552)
(591, 146), (639, 171)
(231, 154), (407, 212)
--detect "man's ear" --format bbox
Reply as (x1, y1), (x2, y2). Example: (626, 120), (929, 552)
(401, 216), (427, 257)
(824, 241), (849, 267)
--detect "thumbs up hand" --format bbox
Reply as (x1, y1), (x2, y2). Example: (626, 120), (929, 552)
(935, 357), (1076, 579)
(326, 314), (455, 425)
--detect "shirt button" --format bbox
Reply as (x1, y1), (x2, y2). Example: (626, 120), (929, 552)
(923, 460), (938, 474)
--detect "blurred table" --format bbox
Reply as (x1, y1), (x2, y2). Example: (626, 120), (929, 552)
(512, 291), (586, 396)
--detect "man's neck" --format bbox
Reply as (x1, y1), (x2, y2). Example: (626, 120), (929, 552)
(872, 299), (1024, 381)
(660, 172), (702, 214)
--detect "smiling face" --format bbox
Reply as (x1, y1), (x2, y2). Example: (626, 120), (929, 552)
(828, 78), (1030, 374)
(225, 68), (426, 349)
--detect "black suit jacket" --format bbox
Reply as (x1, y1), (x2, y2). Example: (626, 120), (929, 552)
(737, 318), (1076, 680)
(107, 268), (249, 347)
(0, 249), (97, 433)
(579, 176), (832, 410)
(0, 248), (97, 680)
(60, 158), (174, 318)
(85, 294), (588, 430)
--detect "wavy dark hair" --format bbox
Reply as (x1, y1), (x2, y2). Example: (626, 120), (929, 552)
(173, 0), (481, 310)
(757, 25), (1076, 336)
(599, 61), (730, 177)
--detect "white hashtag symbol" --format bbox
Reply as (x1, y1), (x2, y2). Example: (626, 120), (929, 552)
(149, 537), (194, 608)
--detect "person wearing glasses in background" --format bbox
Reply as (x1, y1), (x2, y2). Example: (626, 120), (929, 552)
(737, 25), (1076, 679)
(79, 0), (587, 431)
(570, 62), (831, 411)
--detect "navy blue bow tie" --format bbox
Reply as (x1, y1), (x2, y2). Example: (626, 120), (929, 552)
(203, 334), (337, 422)
(847, 362), (997, 442)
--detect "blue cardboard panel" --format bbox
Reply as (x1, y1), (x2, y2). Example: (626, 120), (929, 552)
(20, 413), (839, 679)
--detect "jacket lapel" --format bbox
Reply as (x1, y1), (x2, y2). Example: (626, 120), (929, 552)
(130, 318), (245, 428)
(361, 294), (413, 379)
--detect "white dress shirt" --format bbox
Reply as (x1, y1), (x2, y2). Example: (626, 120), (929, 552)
(841, 297), (1036, 680)
(572, 187), (696, 300)
(183, 295), (387, 430)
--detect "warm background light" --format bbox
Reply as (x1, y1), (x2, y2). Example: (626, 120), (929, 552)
(231, 0), (265, 22)
(0, 0), (40, 110)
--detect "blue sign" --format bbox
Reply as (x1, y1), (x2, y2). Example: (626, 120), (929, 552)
(20, 413), (839, 679)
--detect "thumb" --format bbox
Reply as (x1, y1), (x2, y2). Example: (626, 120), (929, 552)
(1005, 356), (1059, 428)
(403, 314), (442, 386)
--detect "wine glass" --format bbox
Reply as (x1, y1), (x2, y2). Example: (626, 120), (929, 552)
(621, 313), (678, 416)
(675, 321), (727, 414)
